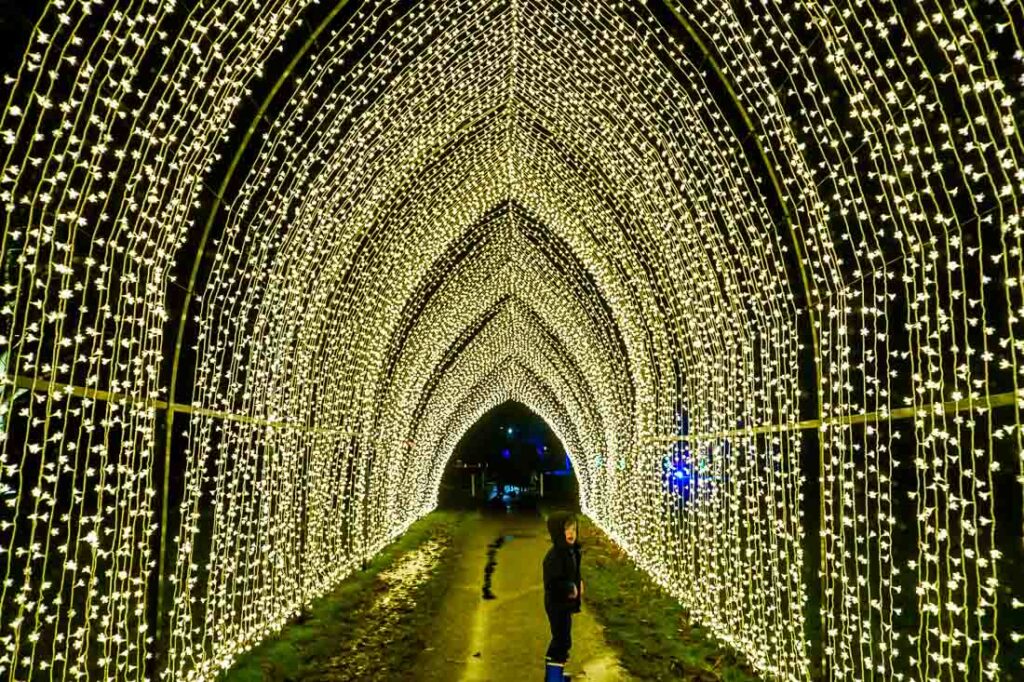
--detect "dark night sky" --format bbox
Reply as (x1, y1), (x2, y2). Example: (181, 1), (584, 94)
(452, 400), (568, 477)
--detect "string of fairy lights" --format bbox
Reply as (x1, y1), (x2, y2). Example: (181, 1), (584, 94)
(673, 1), (1024, 678)
(0, 0), (1021, 680)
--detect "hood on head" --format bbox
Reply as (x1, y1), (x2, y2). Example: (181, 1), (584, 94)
(547, 511), (576, 547)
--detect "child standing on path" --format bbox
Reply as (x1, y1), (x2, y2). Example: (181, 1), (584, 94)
(542, 511), (583, 682)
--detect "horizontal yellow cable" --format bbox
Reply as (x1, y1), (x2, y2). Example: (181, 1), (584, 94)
(10, 372), (1015, 443)
(646, 390), (1021, 443)
(5, 372), (350, 435)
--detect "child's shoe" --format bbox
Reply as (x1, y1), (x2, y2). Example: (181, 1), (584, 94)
(544, 660), (565, 682)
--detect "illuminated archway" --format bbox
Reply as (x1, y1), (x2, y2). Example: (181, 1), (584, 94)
(0, 1), (1021, 680)
(421, 360), (593, 512)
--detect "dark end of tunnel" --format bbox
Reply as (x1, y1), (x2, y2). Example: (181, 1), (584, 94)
(436, 400), (581, 514)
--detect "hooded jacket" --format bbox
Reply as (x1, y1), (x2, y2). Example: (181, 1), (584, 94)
(543, 511), (582, 613)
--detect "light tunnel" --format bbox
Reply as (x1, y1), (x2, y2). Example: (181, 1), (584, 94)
(0, 0), (1022, 680)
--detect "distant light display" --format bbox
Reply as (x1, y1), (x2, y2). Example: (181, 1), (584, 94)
(0, 1), (1022, 681)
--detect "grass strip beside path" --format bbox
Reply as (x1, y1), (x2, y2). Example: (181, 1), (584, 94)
(220, 511), (468, 681)
(578, 516), (761, 682)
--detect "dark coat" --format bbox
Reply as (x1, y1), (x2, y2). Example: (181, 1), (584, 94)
(543, 511), (582, 613)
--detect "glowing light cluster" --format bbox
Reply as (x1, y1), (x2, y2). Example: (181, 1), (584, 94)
(0, 0), (1021, 680)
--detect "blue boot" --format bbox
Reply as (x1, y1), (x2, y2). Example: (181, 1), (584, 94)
(545, 660), (565, 682)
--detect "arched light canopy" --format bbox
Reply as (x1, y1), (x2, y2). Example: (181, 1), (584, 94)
(0, 0), (1022, 680)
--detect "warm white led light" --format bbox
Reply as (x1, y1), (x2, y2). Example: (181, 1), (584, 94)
(0, 1), (1021, 680)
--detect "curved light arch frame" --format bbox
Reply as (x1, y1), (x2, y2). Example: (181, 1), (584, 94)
(418, 359), (595, 514)
(0, 0), (1020, 680)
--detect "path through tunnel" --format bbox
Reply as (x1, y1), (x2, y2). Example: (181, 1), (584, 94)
(0, 0), (1023, 680)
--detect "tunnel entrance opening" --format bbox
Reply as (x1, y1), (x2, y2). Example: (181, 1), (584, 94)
(437, 400), (579, 513)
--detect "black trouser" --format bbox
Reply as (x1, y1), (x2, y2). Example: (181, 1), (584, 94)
(545, 607), (573, 663)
